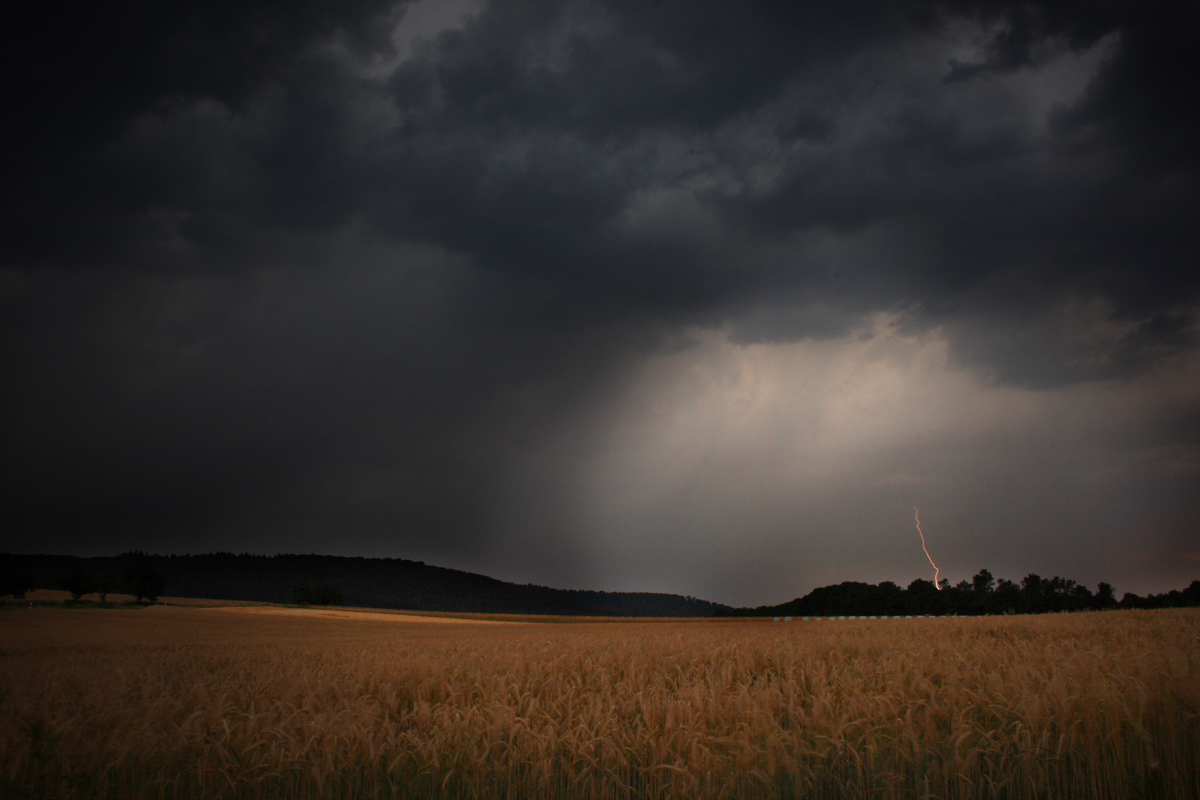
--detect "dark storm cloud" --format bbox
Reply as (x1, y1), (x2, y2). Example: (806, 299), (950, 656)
(2, 0), (1197, 595)
(7, 0), (1195, 318)
(3, 0), (409, 264)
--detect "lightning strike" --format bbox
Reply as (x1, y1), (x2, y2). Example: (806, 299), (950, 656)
(914, 506), (941, 590)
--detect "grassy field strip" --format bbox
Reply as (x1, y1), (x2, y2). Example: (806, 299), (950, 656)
(200, 606), (522, 624)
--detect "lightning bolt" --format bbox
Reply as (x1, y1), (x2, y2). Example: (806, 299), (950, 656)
(914, 506), (941, 590)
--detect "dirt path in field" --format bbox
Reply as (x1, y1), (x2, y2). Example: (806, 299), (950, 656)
(201, 605), (520, 624)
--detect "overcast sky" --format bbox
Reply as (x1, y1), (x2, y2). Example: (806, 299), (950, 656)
(3, 0), (1197, 605)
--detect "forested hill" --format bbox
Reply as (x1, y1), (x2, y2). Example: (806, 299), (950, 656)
(1, 552), (730, 617)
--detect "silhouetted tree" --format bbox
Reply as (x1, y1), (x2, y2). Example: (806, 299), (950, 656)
(877, 581), (904, 614)
(1095, 582), (1117, 609)
(905, 578), (939, 614)
(1070, 583), (1094, 609)
(1020, 574), (1043, 612)
(994, 578), (1020, 613)
(94, 574), (120, 603)
(1184, 580), (1200, 605)
(61, 566), (97, 601)
(972, 569), (995, 594)
(1041, 577), (1073, 612)
(124, 563), (166, 603)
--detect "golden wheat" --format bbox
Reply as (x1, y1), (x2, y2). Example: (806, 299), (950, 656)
(1, 605), (1197, 799)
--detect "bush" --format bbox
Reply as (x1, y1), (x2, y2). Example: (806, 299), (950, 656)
(312, 582), (343, 606)
(294, 582), (342, 606)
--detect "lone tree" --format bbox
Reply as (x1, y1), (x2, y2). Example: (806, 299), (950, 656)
(124, 562), (166, 603)
(61, 566), (97, 601)
(94, 574), (120, 604)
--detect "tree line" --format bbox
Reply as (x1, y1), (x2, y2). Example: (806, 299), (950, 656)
(57, 561), (167, 603)
(0, 560), (169, 604)
(4, 554), (1197, 617)
(721, 571), (1200, 617)
(0, 560), (350, 608)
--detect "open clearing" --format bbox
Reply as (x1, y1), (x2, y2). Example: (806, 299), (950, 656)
(2, 605), (1198, 799)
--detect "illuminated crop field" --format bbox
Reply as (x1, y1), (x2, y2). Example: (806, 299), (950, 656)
(2, 605), (1197, 799)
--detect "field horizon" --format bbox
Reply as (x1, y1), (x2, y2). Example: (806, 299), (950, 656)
(3, 601), (1198, 799)
(7, 552), (1198, 621)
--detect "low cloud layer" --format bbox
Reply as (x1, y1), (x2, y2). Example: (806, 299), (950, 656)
(3, 0), (1197, 603)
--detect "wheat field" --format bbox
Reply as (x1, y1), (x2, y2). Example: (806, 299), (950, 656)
(1, 604), (1197, 799)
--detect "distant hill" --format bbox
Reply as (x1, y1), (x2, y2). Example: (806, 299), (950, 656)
(1, 552), (731, 617)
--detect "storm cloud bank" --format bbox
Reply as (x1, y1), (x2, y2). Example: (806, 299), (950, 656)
(3, 0), (1197, 604)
